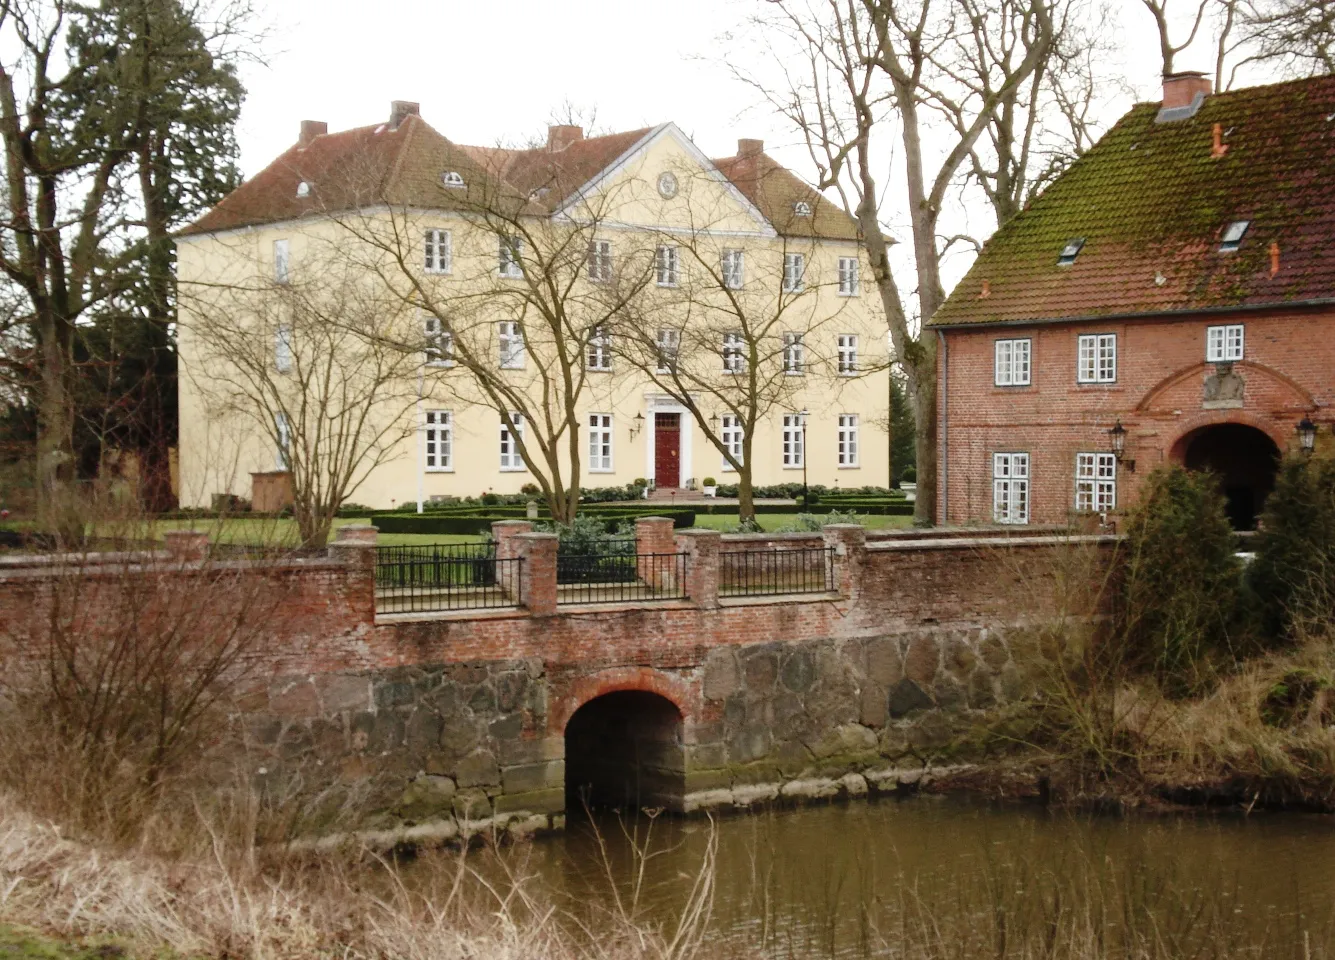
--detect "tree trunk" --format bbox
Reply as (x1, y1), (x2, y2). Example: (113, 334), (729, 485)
(737, 475), (756, 524)
(35, 307), (77, 533)
(908, 364), (938, 528)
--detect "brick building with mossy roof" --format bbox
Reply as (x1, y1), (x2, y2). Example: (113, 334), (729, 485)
(928, 71), (1335, 530)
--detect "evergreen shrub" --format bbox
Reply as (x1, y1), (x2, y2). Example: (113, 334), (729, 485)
(1250, 454), (1335, 643)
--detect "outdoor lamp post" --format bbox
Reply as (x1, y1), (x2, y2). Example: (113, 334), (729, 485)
(1297, 417), (1317, 455)
(799, 408), (810, 508)
(1108, 420), (1134, 472)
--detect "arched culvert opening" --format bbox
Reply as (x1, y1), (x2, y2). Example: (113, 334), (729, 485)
(563, 691), (685, 816)
(1175, 422), (1280, 530)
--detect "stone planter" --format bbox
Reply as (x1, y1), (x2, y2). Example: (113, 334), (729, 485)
(702, 485), (717, 497)
(902, 482), (917, 503)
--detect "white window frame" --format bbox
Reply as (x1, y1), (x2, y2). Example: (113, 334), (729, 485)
(587, 325), (612, 371)
(1206, 324), (1244, 362)
(588, 413), (614, 473)
(782, 413), (805, 468)
(994, 338), (1032, 386)
(424, 228), (452, 274)
(992, 452), (1030, 525)
(783, 252), (806, 293)
(783, 332), (805, 375)
(499, 412), (526, 471)
(498, 235), (523, 278)
(274, 412), (291, 470)
(721, 415), (744, 471)
(274, 323), (293, 374)
(1077, 333), (1116, 383)
(423, 315), (454, 367)
(721, 249), (745, 290)
(273, 239), (290, 284)
(722, 332), (745, 374)
(837, 256), (859, 296)
(587, 239), (613, 283)
(1075, 452), (1115, 513)
(499, 320), (525, 369)
(655, 245), (680, 287)
(837, 334), (859, 375)
(838, 414), (860, 468)
(656, 328), (680, 374)
(424, 410), (453, 472)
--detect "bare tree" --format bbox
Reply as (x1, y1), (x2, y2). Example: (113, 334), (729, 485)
(180, 250), (420, 547)
(740, 0), (1057, 525)
(1140, 0), (1212, 75)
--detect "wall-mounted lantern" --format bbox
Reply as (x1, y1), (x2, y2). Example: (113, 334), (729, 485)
(1297, 416), (1317, 455)
(630, 412), (645, 440)
(1108, 420), (1135, 472)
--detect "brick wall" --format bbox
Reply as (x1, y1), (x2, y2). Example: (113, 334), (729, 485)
(937, 306), (1326, 524)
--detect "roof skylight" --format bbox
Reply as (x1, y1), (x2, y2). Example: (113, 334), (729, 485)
(441, 171), (465, 189)
(1219, 220), (1250, 252)
(1057, 237), (1085, 266)
(793, 201), (812, 217)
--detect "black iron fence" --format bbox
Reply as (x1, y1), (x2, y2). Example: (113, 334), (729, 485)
(375, 542), (521, 613)
(557, 540), (688, 605)
(720, 546), (835, 597)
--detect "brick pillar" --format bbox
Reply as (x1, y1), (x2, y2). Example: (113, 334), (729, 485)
(635, 516), (677, 591)
(164, 529), (209, 563)
(492, 520), (534, 602)
(328, 524), (378, 621)
(515, 532), (558, 616)
(822, 523), (866, 599)
(675, 529), (720, 608)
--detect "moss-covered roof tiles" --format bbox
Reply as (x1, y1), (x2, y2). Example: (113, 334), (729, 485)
(930, 74), (1335, 328)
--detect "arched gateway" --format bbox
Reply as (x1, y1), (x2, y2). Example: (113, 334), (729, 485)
(1171, 422), (1281, 529)
(564, 691), (685, 814)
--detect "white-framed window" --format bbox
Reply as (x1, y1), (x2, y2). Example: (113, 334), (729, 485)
(274, 412), (291, 470)
(783, 332), (805, 375)
(587, 239), (613, 283)
(721, 414), (743, 471)
(1077, 333), (1116, 383)
(441, 171), (465, 188)
(498, 235), (523, 278)
(424, 228), (452, 274)
(793, 201), (812, 217)
(500, 412), (525, 471)
(837, 256), (859, 296)
(838, 414), (860, 467)
(992, 453), (1030, 525)
(588, 413), (613, 472)
(424, 410), (452, 472)
(273, 239), (290, 284)
(782, 413), (805, 468)
(994, 338), (1032, 386)
(722, 332), (744, 373)
(499, 320), (525, 369)
(424, 315), (454, 367)
(274, 323), (293, 373)
(783, 252), (805, 293)
(721, 249), (744, 290)
(837, 334), (859, 375)
(656, 328), (680, 374)
(655, 245), (680, 287)
(587, 325), (612, 371)
(1075, 452), (1115, 513)
(1206, 324), (1244, 362)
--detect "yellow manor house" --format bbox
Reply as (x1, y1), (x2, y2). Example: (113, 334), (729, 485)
(175, 101), (889, 509)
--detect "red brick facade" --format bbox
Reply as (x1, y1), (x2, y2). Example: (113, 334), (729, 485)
(936, 305), (1323, 526)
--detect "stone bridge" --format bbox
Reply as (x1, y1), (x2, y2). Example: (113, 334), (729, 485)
(0, 521), (1114, 841)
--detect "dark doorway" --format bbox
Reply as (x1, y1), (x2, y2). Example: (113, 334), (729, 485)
(1181, 423), (1280, 530)
(564, 691), (685, 815)
(654, 413), (680, 488)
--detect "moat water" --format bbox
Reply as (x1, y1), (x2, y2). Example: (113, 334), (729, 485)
(449, 797), (1335, 958)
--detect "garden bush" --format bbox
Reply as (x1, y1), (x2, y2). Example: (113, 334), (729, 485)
(1250, 454), (1335, 643)
(1117, 465), (1244, 695)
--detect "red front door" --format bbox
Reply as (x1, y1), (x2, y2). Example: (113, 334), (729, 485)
(654, 413), (680, 487)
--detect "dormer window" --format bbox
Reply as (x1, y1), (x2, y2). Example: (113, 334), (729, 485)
(441, 171), (465, 189)
(1219, 220), (1250, 252)
(793, 201), (812, 217)
(1057, 238), (1085, 266)
(296, 181), (311, 198)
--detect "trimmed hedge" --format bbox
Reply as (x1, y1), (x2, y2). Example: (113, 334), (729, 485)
(373, 507), (697, 536)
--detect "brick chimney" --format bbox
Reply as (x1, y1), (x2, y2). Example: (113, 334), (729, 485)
(389, 100), (420, 130)
(547, 124), (584, 152)
(1161, 71), (1212, 110)
(737, 138), (764, 158)
(298, 120), (327, 148)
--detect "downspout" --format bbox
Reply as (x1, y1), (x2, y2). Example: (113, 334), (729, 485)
(937, 329), (948, 526)
(416, 367), (424, 514)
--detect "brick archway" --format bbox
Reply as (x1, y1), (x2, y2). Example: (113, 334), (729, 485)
(553, 666), (694, 734)
(1168, 417), (1283, 529)
(1166, 410), (1292, 464)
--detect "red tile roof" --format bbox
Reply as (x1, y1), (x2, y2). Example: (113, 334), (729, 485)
(181, 115), (859, 241)
(930, 75), (1335, 328)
